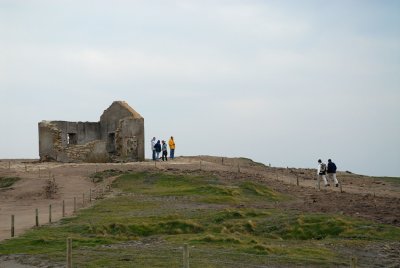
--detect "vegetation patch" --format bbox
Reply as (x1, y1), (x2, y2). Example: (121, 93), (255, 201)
(0, 176), (20, 188)
(90, 169), (125, 183)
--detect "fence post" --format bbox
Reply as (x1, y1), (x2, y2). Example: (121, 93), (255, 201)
(296, 175), (299, 186)
(74, 197), (76, 212)
(351, 256), (357, 267)
(82, 193), (85, 207)
(67, 237), (72, 268)
(25, 164), (27, 172)
(62, 200), (65, 217)
(8, 161), (11, 170)
(49, 204), (52, 223)
(317, 175), (321, 190)
(11, 215), (15, 237)
(237, 164), (240, 173)
(183, 244), (189, 268)
(89, 189), (92, 203)
(200, 161), (202, 170)
(35, 208), (39, 227)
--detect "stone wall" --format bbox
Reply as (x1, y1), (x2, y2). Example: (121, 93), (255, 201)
(38, 101), (145, 163)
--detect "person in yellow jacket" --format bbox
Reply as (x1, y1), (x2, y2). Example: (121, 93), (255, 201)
(168, 136), (176, 159)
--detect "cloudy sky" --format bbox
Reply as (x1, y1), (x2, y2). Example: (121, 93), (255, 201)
(0, 0), (399, 176)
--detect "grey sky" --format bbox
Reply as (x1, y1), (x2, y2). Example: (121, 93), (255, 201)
(1, 0), (399, 176)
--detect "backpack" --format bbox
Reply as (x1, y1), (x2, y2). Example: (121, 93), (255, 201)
(320, 163), (327, 173)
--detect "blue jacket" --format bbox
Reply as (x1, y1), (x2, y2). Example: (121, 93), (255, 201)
(154, 141), (161, 152)
(327, 162), (337, 173)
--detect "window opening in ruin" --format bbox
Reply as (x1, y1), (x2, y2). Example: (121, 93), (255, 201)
(107, 133), (116, 153)
(67, 133), (77, 145)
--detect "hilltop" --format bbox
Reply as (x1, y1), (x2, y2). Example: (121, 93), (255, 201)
(0, 156), (399, 267)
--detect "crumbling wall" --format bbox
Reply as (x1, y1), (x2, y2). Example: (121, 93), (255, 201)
(38, 121), (63, 161)
(39, 121), (103, 162)
(114, 118), (145, 161)
(38, 101), (145, 163)
(64, 140), (109, 162)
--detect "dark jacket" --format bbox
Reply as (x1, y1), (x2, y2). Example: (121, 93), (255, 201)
(327, 162), (337, 173)
(154, 141), (162, 153)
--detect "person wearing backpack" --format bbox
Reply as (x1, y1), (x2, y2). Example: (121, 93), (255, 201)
(327, 159), (339, 187)
(317, 159), (329, 186)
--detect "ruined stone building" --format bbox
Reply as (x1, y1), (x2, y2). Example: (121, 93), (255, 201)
(38, 101), (144, 162)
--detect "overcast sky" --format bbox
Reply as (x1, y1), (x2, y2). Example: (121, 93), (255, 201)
(0, 0), (399, 176)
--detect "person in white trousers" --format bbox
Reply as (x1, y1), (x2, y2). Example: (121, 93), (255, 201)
(317, 159), (329, 186)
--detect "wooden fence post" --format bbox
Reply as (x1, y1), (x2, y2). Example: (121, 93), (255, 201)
(67, 237), (72, 268)
(183, 244), (189, 268)
(296, 175), (299, 186)
(8, 161), (11, 170)
(200, 161), (202, 170)
(351, 256), (357, 268)
(11, 215), (15, 237)
(73, 197), (76, 212)
(237, 164), (240, 173)
(82, 193), (85, 207)
(317, 175), (321, 190)
(62, 200), (65, 217)
(49, 204), (52, 223)
(35, 208), (39, 227)
(89, 189), (92, 203)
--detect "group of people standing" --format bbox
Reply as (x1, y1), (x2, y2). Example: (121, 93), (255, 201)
(151, 136), (175, 161)
(317, 159), (339, 187)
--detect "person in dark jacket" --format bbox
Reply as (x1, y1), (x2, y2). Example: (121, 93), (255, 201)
(327, 159), (339, 187)
(161, 140), (168, 161)
(154, 140), (162, 160)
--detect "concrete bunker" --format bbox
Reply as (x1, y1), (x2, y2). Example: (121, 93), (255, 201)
(38, 101), (144, 162)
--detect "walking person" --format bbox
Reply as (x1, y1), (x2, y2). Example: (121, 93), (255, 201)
(151, 137), (156, 160)
(327, 159), (339, 187)
(154, 140), (162, 160)
(168, 136), (175, 159)
(161, 140), (168, 161)
(317, 159), (329, 186)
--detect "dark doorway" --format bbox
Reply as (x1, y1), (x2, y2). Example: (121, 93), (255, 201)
(67, 133), (77, 145)
(107, 133), (116, 153)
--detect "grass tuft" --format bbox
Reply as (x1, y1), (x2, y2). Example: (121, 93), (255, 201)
(0, 176), (20, 188)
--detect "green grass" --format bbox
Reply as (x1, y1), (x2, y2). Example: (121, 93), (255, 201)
(0, 171), (399, 267)
(89, 169), (125, 183)
(0, 176), (20, 188)
(373, 176), (400, 185)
